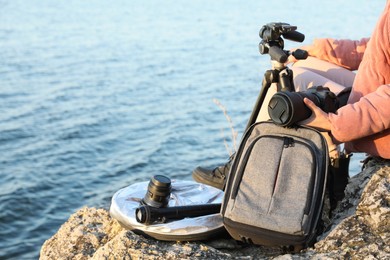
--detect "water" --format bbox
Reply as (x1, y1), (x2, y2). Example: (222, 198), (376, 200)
(0, 0), (385, 259)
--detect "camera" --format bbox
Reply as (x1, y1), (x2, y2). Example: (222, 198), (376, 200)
(268, 86), (339, 127)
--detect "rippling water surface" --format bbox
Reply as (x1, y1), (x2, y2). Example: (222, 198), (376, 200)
(0, 0), (385, 258)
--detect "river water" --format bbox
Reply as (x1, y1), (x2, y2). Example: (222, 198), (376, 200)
(0, 0), (385, 259)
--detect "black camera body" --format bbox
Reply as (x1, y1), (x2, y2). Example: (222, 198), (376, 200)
(268, 86), (339, 127)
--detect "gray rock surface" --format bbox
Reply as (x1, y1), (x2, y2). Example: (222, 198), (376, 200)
(40, 157), (390, 259)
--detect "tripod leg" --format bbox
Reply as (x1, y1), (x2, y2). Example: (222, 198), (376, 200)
(245, 71), (274, 130)
(245, 66), (295, 130)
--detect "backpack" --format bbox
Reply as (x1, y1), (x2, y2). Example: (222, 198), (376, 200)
(221, 121), (329, 250)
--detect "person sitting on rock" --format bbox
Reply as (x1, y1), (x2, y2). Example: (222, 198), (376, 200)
(192, 1), (390, 191)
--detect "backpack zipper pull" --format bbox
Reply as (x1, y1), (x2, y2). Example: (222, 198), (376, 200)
(283, 137), (294, 148)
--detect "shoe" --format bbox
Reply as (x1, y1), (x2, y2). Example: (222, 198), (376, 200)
(192, 154), (234, 190)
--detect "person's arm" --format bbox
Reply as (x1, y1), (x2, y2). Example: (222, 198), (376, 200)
(301, 84), (390, 143)
(329, 84), (390, 143)
(298, 38), (369, 70)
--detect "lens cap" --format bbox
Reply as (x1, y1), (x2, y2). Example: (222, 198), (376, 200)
(268, 93), (293, 126)
(151, 175), (171, 188)
(268, 91), (312, 127)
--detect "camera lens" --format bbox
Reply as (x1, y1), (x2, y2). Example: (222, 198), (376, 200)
(142, 175), (172, 208)
(268, 91), (312, 127)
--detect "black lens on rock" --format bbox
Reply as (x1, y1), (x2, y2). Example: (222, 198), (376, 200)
(135, 203), (222, 225)
(142, 175), (172, 208)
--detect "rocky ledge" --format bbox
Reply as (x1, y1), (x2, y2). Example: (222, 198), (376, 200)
(40, 157), (389, 259)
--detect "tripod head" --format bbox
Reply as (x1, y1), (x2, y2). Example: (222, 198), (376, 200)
(259, 22), (307, 63)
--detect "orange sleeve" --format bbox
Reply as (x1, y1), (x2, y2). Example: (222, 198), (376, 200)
(304, 38), (369, 70)
(328, 84), (390, 143)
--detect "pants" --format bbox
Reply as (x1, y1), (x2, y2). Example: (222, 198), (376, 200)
(292, 57), (355, 94)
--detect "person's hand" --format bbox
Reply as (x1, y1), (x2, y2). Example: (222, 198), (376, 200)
(299, 98), (332, 132)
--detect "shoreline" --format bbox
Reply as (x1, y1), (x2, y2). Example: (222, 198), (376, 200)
(40, 157), (390, 259)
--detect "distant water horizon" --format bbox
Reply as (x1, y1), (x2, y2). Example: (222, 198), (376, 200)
(0, 0), (385, 259)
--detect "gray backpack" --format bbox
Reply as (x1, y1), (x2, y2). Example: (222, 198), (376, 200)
(221, 121), (329, 250)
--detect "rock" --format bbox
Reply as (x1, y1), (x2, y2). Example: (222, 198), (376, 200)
(311, 158), (390, 259)
(40, 157), (390, 259)
(39, 208), (124, 259)
(39, 207), (231, 259)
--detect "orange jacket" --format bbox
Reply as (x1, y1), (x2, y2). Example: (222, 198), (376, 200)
(307, 2), (390, 159)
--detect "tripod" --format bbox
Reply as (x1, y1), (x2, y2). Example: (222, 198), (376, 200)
(245, 22), (308, 130)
